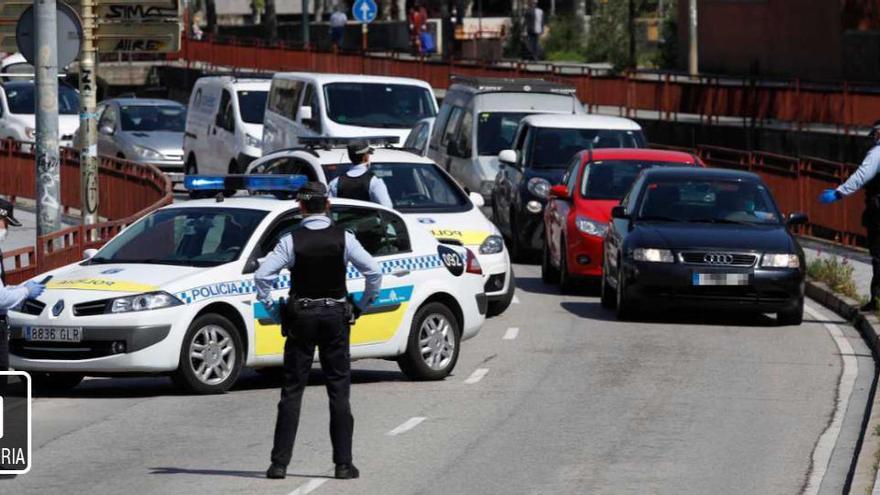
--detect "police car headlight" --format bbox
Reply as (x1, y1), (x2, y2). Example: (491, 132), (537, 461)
(575, 216), (608, 237)
(632, 248), (675, 263)
(761, 253), (800, 268)
(246, 134), (261, 148)
(131, 144), (164, 160)
(110, 291), (183, 313)
(527, 177), (551, 199)
(479, 235), (504, 255)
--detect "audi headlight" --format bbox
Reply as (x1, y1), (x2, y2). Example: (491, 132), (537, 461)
(479, 235), (504, 255)
(25, 127), (36, 140)
(761, 253), (800, 268)
(131, 144), (164, 160)
(110, 291), (183, 313)
(633, 248), (675, 263)
(527, 177), (551, 199)
(245, 134), (261, 148)
(575, 216), (608, 237)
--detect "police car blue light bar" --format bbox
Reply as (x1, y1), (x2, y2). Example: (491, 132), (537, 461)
(185, 175), (308, 192)
(298, 136), (400, 148)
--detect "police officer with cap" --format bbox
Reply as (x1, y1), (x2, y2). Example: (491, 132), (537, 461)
(819, 119), (880, 311)
(329, 139), (394, 208)
(255, 181), (382, 480)
(0, 199), (45, 375)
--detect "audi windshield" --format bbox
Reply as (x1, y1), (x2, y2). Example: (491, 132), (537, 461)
(637, 180), (781, 225)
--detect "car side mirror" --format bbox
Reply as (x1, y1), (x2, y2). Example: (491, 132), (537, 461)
(99, 124), (114, 135)
(549, 185), (569, 200)
(299, 106), (313, 122)
(468, 191), (485, 208)
(498, 149), (517, 165)
(83, 248), (99, 260)
(243, 257), (259, 274)
(611, 206), (629, 219)
(787, 212), (808, 226)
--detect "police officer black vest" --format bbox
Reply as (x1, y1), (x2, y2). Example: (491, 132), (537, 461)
(290, 225), (348, 299)
(337, 171), (373, 202)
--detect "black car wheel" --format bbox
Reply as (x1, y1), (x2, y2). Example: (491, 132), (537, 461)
(559, 241), (577, 294)
(615, 264), (633, 320)
(600, 260), (616, 309)
(541, 241), (560, 284)
(777, 297), (804, 326)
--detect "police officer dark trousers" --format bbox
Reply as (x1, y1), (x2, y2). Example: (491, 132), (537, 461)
(328, 139), (394, 208)
(820, 120), (880, 311)
(255, 182), (381, 480)
(0, 199), (46, 389)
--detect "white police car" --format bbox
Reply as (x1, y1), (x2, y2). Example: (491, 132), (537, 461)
(246, 138), (515, 316)
(8, 176), (488, 394)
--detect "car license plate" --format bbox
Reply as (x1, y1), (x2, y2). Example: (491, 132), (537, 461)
(692, 273), (749, 286)
(24, 326), (83, 343)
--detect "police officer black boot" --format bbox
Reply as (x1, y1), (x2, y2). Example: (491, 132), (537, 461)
(335, 463), (360, 480)
(266, 463), (286, 479)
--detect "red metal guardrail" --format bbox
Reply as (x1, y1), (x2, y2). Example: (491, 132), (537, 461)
(0, 140), (173, 285)
(181, 36), (880, 133)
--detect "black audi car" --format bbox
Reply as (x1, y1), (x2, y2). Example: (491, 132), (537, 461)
(601, 168), (807, 325)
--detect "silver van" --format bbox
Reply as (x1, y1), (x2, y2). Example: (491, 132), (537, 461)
(426, 77), (585, 210)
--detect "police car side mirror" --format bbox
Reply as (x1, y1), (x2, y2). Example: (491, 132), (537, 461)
(787, 212), (808, 226)
(243, 257), (259, 274)
(83, 248), (98, 260)
(468, 191), (485, 208)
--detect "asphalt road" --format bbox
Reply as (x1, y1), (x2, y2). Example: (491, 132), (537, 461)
(2, 263), (874, 495)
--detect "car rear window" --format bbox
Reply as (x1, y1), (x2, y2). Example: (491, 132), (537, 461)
(581, 160), (693, 200)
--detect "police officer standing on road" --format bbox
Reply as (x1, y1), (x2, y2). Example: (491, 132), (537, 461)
(820, 120), (880, 311)
(329, 139), (394, 208)
(0, 199), (45, 376)
(255, 182), (382, 481)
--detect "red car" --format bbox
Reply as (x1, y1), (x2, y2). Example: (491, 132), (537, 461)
(542, 149), (704, 291)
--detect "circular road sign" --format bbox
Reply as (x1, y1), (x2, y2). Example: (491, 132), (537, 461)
(16, 2), (83, 68)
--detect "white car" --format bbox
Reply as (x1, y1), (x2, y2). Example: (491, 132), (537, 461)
(247, 141), (515, 316)
(0, 80), (80, 148)
(8, 180), (487, 394)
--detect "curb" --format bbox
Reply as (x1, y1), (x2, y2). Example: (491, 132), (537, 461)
(805, 280), (880, 494)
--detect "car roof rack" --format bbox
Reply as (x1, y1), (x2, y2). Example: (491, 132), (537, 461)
(449, 76), (577, 95)
(298, 136), (401, 150)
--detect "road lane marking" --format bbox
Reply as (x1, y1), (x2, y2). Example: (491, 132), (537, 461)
(464, 368), (490, 384)
(387, 416), (426, 436)
(287, 478), (327, 495)
(803, 304), (858, 495)
(503, 327), (520, 340)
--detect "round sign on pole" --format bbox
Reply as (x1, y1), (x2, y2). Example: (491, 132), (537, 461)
(16, 3), (83, 68)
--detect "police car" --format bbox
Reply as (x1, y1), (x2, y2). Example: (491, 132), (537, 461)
(8, 176), (488, 394)
(247, 137), (515, 316)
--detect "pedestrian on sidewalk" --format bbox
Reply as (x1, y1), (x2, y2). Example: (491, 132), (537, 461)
(819, 120), (880, 311)
(524, 0), (545, 61)
(329, 5), (347, 51)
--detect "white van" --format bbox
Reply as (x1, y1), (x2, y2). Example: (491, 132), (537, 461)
(183, 76), (270, 176)
(261, 73), (437, 154)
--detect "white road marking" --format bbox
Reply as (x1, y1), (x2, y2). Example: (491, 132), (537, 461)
(387, 416), (427, 436)
(464, 368), (490, 384)
(287, 478), (327, 495)
(503, 327), (520, 340)
(803, 304), (858, 495)
(512, 294), (521, 304)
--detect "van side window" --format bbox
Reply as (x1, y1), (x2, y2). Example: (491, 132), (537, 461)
(268, 79), (304, 120)
(441, 107), (464, 148)
(454, 110), (473, 157)
(430, 104), (454, 150)
(216, 90), (231, 128)
(192, 88), (202, 109)
(301, 84), (322, 133)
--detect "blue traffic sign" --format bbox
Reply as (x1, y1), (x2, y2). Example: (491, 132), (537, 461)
(352, 0), (377, 23)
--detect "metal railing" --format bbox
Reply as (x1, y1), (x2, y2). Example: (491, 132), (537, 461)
(180, 36), (880, 133)
(0, 140), (173, 284)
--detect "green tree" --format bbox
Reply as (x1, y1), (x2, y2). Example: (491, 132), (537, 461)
(586, 0), (637, 71)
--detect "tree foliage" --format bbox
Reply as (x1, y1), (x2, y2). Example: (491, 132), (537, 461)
(585, 0), (634, 71)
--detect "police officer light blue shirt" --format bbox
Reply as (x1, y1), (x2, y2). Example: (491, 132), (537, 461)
(0, 199), (44, 315)
(328, 163), (394, 209)
(820, 123), (880, 203)
(254, 215), (382, 311)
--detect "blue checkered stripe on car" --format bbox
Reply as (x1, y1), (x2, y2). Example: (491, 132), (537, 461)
(175, 254), (444, 305)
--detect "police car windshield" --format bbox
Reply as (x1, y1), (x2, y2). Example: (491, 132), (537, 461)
(323, 83), (436, 128)
(582, 160), (694, 200)
(637, 180), (781, 225)
(88, 207), (268, 266)
(323, 162), (471, 213)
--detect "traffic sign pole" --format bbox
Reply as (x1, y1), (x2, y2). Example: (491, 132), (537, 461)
(80, 0), (99, 232)
(34, 0), (62, 240)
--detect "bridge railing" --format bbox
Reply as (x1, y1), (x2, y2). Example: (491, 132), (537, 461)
(0, 140), (173, 284)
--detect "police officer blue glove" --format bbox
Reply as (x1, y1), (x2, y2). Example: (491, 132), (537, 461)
(819, 189), (842, 204)
(24, 281), (45, 299)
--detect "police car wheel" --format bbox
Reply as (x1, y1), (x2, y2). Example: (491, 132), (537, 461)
(172, 314), (244, 394)
(30, 372), (84, 392)
(541, 241), (560, 284)
(398, 303), (460, 381)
